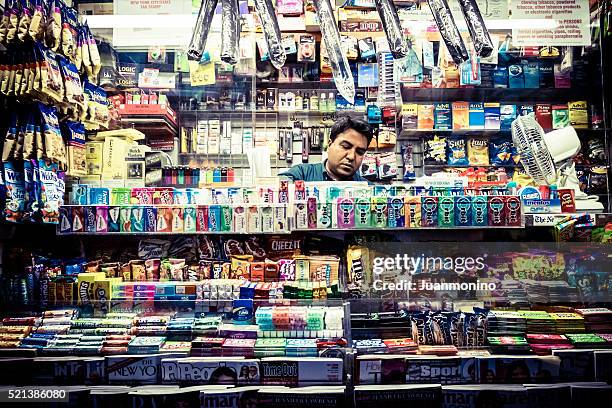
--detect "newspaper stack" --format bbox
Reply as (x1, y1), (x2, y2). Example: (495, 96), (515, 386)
(575, 308), (612, 333)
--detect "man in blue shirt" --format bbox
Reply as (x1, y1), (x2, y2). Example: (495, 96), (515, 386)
(279, 116), (373, 182)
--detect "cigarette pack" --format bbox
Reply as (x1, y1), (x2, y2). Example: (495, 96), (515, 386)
(500, 104), (517, 130)
(468, 103), (485, 129)
(535, 104), (553, 129)
(402, 104), (418, 130)
(493, 66), (508, 88)
(452, 102), (469, 130)
(552, 105), (570, 129)
(484, 103), (501, 130)
(434, 103), (452, 130)
(417, 104), (434, 130)
(568, 101), (588, 129)
(554, 64), (571, 88)
(523, 62), (540, 88)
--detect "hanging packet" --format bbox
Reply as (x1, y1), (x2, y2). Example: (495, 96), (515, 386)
(16, 0), (31, 42)
(23, 158), (39, 222)
(79, 26), (90, 76)
(60, 5), (77, 62)
(45, 0), (61, 51)
(5, 0), (19, 43)
(28, 0), (44, 41)
(22, 115), (36, 159)
(58, 56), (84, 118)
(1, 113), (18, 161)
(3, 161), (25, 222)
(37, 42), (64, 103)
(0, 0), (12, 44)
(38, 103), (66, 166)
(38, 158), (60, 223)
(86, 24), (101, 82)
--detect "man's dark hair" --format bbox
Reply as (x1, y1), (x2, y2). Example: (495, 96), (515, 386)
(330, 115), (373, 146)
(209, 366), (238, 385)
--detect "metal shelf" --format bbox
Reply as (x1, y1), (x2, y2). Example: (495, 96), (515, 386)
(400, 87), (594, 102)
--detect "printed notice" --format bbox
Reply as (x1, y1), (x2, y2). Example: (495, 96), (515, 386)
(511, 0), (591, 46)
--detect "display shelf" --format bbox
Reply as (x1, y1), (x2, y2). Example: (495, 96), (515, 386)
(523, 213), (610, 227)
(399, 87), (594, 102)
(400, 128), (610, 137)
(422, 164), (519, 169)
(256, 80), (339, 90)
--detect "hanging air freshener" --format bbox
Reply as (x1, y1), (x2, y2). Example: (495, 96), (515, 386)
(426, 0), (468, 64)
(220, 0), (240, 65)
(374, 0), (408, 59)
(188, 0), (219, 61)
(253, 0), (286, 68)
(456, 0), (494, 58)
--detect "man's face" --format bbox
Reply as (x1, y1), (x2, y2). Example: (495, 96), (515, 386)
(326, 128), (368, 179)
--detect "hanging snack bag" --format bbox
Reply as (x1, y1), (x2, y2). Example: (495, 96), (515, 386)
(38, 43), (64, 103)
(45, 0), (61, 51)
(59, 57), (85, 118)
(22, 114), (35, 160)
(38, 158), (61, 223)
(401, 142), (416, 181)
(0, 0), (12, 44)
(17, 0), (32, 42)
(1, 113), (18, 161)
(23, 158), (40, 222)
(38, 103), (66, 167)
(79, 26), (90, 76)
(5, 0), (19, 43)
(83, 81), (110, 130)
(86, 24), (101, 82)
(1, 52), (15, 95)
(28, 0), (44, 41)
(3, 161), (25, 222)
(60, 6), (78, 62)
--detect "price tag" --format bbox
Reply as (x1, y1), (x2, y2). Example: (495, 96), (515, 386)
(189, 61), (215, 87)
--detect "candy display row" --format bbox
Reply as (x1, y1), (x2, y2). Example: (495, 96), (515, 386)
(2, 305), (345, 351)
(67, 183), (519, 206)
(57, 193), (524, 234)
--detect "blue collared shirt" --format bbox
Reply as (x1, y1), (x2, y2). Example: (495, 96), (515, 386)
(279, 161), (367, 182)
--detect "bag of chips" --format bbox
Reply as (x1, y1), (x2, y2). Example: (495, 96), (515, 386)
(447, 137), (468, 166)
(424, 135), (447, 164)
(467, 137), (489, 166)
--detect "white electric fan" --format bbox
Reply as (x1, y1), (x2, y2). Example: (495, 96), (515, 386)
(511, 113), (604, 211)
